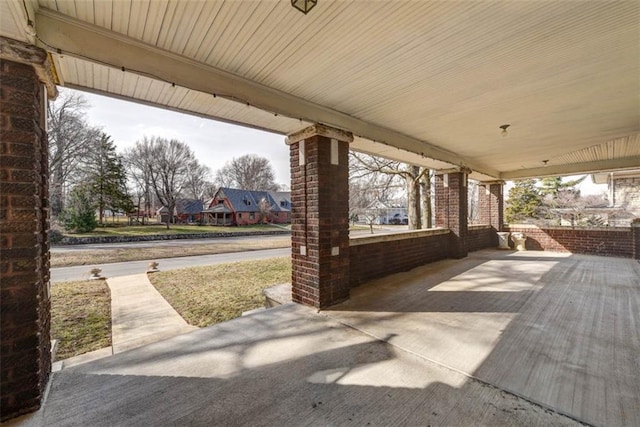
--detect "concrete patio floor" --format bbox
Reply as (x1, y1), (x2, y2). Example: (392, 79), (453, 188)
(11, 250), (639, 426)
(326, 250), (640, 427)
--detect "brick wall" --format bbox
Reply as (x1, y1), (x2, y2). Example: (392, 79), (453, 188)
(0, 59), (51, 420)
(505, 225), (633, 258)
(467, 224), (492, 252)
(349, 229), (450, 287)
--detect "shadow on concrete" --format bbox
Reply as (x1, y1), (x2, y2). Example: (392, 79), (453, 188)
(13, 250), (638, 426)
(326, 249), (640, 427)
(29, 304), (574, 427)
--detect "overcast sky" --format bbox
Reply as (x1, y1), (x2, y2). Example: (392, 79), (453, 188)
(72, 88), (605, 196)
(73, 88), (292, 187)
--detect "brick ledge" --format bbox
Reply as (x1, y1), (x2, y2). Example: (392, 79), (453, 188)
(349, 228), (450, 247)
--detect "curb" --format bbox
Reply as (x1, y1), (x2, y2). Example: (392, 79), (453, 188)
(53, 230), (291, 246)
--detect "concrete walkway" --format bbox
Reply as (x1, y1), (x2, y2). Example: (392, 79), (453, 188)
(107, 274), (197, 354)
(55, 273), (197, 370)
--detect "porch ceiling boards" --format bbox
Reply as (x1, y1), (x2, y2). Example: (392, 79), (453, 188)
(1, 0), (639, 179)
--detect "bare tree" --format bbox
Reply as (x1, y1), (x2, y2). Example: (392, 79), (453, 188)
(124, 149), (155, 225)
(125, 136), (198, 229)
(184, 162), (212, 201)
(258, 197), (273, 224)
(541, 190), (613, 226)
(201, 181), (219, 200)
(350, 152), (430, 230)
(348, 180), (378, 233)
(420, 170), (433, 228)
(47, 89), (101, 216)
(215, 154), (279, 191)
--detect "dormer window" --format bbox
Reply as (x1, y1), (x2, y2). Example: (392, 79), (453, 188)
(218, 200), (224, 205)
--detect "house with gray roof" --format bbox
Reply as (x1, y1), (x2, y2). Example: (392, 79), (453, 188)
(204, 188), (291, 226)
(156, 199), (205, 224)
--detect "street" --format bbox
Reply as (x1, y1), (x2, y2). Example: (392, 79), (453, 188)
(50, 234), (289, 253)
(50, 248), (290, 282)
(50, 227), (409, 282)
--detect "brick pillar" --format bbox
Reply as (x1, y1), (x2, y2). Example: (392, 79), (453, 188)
(435, 169), (470, 259)
(632, 222), (640, 260)
(286, 124), (352, 309)
(1, 38), (57, 421)
(478, 181), (504, 246)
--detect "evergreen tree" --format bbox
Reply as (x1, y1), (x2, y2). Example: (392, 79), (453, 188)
(86, 133), (133, 223)
(60, 185), (97, 233)
(539, 175), (586, 198)
(539, 177), (563, 197)
(505, 179), (542, 223)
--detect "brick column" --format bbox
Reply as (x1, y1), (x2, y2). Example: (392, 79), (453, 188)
(633, 222), (640, 260)
(435, 169), (470, 259)
(477, 181), (504, 246)
(286, 124), (352, 309)
(1, 38), (57, 421)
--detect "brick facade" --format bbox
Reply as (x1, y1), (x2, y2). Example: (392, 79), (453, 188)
(504, 225), (634, 258)
(614, 177), (640, 219)
(435, 170), (469, 258)
(349, 229), (450, 287)
(287, 125), (352, 308)
(633, 223), (640, 260)
(477, 181), (504, 246)
(0, 58), (51, 420)
(467, 224), (492, 252)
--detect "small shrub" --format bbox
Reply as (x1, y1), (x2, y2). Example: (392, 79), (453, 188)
(49, 228), (64, 244)
(59, 186), (97, 233)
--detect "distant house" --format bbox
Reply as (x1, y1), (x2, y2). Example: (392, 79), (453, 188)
(592, 170), (640, 225)
(203, 188), (291, 226)
(361, 200), (408, 225)
(156, 199), (205, 224)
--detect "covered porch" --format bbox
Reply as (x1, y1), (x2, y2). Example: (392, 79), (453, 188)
(202, 205), (234, 226)
(1, 0), (639, 422)
(10, 250), (639, 426)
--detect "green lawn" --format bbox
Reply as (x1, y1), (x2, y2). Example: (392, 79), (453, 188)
(149, 258), (292, 327)
(67, 224), (282, 237)
(50, 258), (291, 359)
(50, 280), (111, 360)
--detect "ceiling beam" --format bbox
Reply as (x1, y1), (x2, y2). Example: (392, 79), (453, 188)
(501, 156), (640, 180)
(34, 8), (498, 178)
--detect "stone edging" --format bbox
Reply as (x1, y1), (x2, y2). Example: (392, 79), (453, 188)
(54, 230), (291, 246)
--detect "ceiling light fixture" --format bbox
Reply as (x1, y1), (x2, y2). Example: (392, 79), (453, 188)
(542, 160), (549, 167)
(499, 124), (510, 137)
(292, 0), (317, 14)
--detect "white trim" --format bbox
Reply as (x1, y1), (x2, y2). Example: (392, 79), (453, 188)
(331, 139), (339, 165)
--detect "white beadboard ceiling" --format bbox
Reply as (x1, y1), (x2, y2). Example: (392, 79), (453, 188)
(1, 0), (638, 180)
